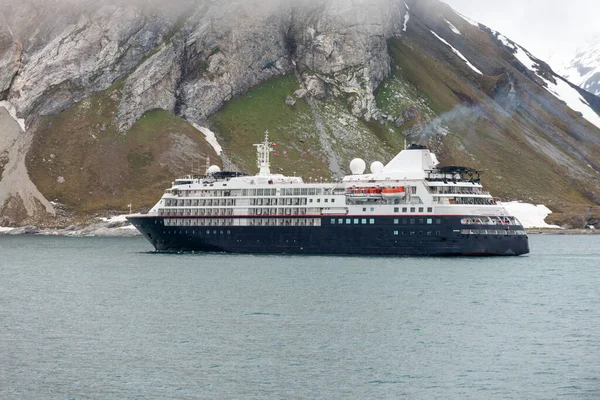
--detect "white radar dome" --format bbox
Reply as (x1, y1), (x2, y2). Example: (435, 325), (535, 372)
(207, 165), (221, 174)
(370, 161), (384, 174)
(349, 158), (366, 175)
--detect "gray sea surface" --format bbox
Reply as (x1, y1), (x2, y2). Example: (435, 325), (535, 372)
(0, 235), (599, 399)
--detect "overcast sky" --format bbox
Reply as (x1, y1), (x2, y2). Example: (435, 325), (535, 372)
(444, 0), (600, 67)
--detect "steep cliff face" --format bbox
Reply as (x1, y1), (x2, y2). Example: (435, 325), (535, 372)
(0, 14), (21, 97)
(1, 0), (599, 226)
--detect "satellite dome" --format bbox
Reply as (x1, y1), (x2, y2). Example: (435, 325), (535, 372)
(370, 161), (384, 174)
(207, 165), (221, 174)
(349, 158), (366, 175)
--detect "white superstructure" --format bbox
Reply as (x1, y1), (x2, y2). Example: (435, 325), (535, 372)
(145, 135), (520, 230)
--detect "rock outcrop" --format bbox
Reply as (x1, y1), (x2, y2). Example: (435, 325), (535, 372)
(0, 14), (21, 96)
(8, 4), (171, 118)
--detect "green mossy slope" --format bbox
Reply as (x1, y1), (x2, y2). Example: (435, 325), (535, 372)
(27, 84), (220, 214)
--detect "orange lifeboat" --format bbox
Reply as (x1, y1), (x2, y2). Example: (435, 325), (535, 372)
(381, 186), (406, 198)
(346, 187), (384, 201)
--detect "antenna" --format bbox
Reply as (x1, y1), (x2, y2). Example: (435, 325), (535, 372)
(253, 130), (274, 176)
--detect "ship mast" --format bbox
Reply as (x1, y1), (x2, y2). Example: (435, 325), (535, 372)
(254, 131), (274, 176)
(204, 156), (210, 175)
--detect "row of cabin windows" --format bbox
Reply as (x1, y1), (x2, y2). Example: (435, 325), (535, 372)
(177, 190), (234, 197)
(393, 230), (442, 236)
(247, 188), (277, 196)
(251, 198), (335, 205)
(394, 218), (442, 225)
(163, 229), (232, 235)
(165, 218), (235, 226)
(450, 197), (497, 205)
(159, 208), (235, 216)
(251, 208), (313, 216)
(248, 218), (321, 226)
(312, 198), (335, 203)
(245, 188), (326, 196)
(165, 198), (236, 207)
(174, 187), (330, 198)
(431, 187), (485, 195)
(461, 229), (527, 236)
(461, 216), (518, 226)
(389, 206), (433, 213)
(280, 188), (324, 196)
(331, 218), (443, 225)
(251, 198), (308, 206)
(331, 218), (376, 225)
(164, 218), (322, 227)
(164, 197), (337, 208)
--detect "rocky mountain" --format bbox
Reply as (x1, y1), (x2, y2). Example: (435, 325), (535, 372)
(1, 0), (600, 227)
(557, 36), (600, 96)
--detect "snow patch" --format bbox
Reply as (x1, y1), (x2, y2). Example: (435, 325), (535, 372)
(538, 75), (600, 130)
(490, 37), (600, 128)
(494, 31), (517, 52)
(430, 31), (482, 75)
(513, 45), (538, 71)
(402, 11), (410, 32)
(500, 202), (560, 229)
(100, 214), (130, 223)
(190, 123), (223, 155)
(445, 19), (461, 35)
(0, 101), (26, 132)
(0, 227), (15, 233)
(100, 213), (139, 230)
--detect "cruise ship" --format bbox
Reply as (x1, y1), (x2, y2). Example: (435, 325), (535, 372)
(127, 134), (529, 256)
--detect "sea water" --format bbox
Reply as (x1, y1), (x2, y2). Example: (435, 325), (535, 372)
(0, 235), (599, 399)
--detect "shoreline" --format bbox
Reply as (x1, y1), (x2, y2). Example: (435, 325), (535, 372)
(526, 228), (599, 235)
(1, 226), (598, 237)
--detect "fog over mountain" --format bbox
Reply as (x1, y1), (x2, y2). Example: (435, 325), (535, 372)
(556, 36), (600, 96)
(1, 0), (600, 228)
(445, 0), (600, 65)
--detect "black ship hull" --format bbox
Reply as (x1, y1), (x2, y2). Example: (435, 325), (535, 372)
(127, 215), (530, 256)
